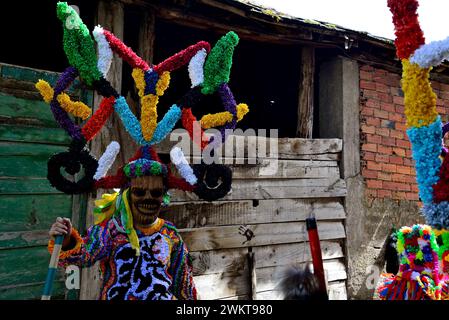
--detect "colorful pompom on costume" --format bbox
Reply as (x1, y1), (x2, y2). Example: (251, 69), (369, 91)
(376, 0), (449, 300)
(39, 2), (253, 300)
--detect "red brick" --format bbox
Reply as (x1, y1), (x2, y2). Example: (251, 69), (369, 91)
(361, 124), (376, 134)
(392, 147), (405, 157)
(375, 154), (390, 163)
(379, 93), (393, 103)
(366, 117), (380, 126)
(393, 96), (404, 105)
(403, 158), (414, 166)
(361, 107), (375, 116)
(378, 145), (392, 155)
(362, 169), (378, 179)
(395, 122), (407, 131)
(366, 100), (380, 108)
(386, 75), (400, 87)
(376, 83), (389, 93)
(437, 106), (445, 114)
(374, 109), (389, 120)
(363, 89), (379, 99)
(390, 155), (403, 165)
(360, 70), (373, 81)
(441, 92), (449, 100)
(362, 143), (377, 152)
(363, 151), (376, 161)
(376, 127), (390, 137)
(383, 182), (410, 191)
(378, 189), (392, 198)
(432, 82), (441, 91)
(361, 65), (374, 72)
(382, 136), (396, 146)
(382, 163), (397, 173)
(405, 192), (419, 201)
(360, 80), (376, 90)
(389, 112), (403, 122)
(395, 105), (405, 113)
(367, 161), (382, 171)
(391, 173), (409, 183)
(397, 165), (411, 175)
(378, 172), (392, 181)
(390, 129), (404, 139)
(380, 102), (395, 112)
(440, 83), (449, 91)
(411, 184), (419, 192)
(405, 149), (413, 158)
(367, 179), (383, 189)
(374, 69), (387, 77)
(392, 191), (407, 200)
(366, 134), (382, 144)
(373, 74), (388, 81)
(396, 139), (410, 148)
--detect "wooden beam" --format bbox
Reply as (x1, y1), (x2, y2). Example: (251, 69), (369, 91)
(297, 47), (315, 138)
(80, 0), (127, 301)
(161, 198), (346, 229)
(137, 9), (155, 66)
(180, 221), (346, 252)
(189, 241), (344, 276)
(170, 178), (347, 202)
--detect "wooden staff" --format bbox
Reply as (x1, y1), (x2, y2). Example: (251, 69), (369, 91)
(306, 216), (328, 299)
(41, 235), (64, 300)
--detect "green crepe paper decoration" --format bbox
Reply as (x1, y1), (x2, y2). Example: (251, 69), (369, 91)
(57, 2), (101, 86)
(201, 31), (239, 95)
(150, 162), (162, 175)
(438, 231), (449, 259)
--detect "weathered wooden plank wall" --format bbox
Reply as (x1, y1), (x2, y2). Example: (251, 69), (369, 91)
(0, 63), (91, 299)
(159, 134), (347, 300)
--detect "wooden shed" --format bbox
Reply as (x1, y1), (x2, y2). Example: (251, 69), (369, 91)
(0, 0), (398, 299)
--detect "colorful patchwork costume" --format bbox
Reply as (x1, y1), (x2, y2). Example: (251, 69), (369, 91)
(39, 2), (250, 300)
(49, 217), (195, 300)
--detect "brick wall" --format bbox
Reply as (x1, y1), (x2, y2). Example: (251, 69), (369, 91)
(359, 64), (449, 202)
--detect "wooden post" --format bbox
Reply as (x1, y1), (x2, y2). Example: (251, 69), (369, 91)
(138, 10), (156, 65)
(247, 248), (257, 300)
(296, 46), (315, 138)
(79, 0), (134, 300)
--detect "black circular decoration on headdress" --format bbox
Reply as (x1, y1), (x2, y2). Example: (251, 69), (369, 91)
(47, 139), (98, 194)
(192, 164), (232, 201)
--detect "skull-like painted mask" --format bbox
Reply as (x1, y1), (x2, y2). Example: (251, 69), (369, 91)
(129, 175), (165, 228)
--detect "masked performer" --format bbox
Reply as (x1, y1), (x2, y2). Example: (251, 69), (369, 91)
(49, 148), (196, 300)
(40, 2), (250, 300)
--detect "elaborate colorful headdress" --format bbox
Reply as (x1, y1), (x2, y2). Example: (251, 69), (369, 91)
(36, 2), (250, 201)
(377, 0), (449, 300)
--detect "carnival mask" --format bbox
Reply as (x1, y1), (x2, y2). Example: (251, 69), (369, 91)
(130, 175), (164, 227)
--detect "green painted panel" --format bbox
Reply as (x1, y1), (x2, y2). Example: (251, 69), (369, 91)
(0, 195), (72, 233)
(0, 156), (49, 177)
(0, 142), (67, 156)
(0, 124), (71, 145)
(0, 230), (49, 249)
(1, 64), (84, 96)
(0, 92), (59, 127)
(0, 281), (66, 300)
(12, 155), (63, 178)
(0, 246), (65, 287)
(0, 178), (61, 194)
(1, 64), (60, 86)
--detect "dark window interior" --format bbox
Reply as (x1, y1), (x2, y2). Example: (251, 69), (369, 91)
(0, 0), (96, 73)
(2, 2), (305, 138)
(130, 20), (303, 138)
